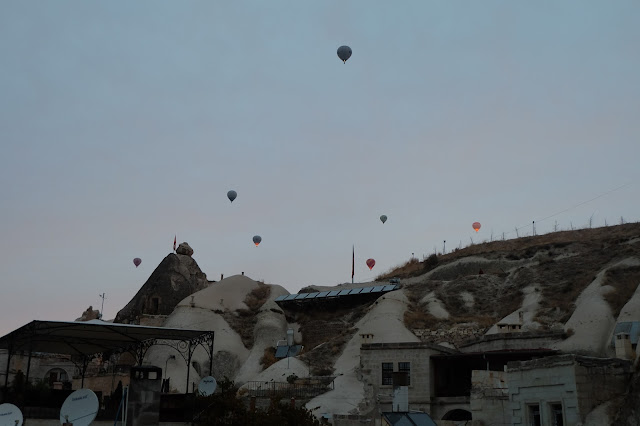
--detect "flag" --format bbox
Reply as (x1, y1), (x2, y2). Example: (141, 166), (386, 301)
(173, 235), (177, 252)
(352, 245), (354, 281)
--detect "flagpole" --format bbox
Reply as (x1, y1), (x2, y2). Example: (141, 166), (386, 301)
(352, 245), (354, 284)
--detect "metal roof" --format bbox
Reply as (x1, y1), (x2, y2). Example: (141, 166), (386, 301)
(274, 284), (398, 303)
(611, 321), (640, 347)
(0, 319), (213, 358)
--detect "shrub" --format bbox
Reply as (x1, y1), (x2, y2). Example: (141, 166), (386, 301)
(245, 284), (271, 311)
(260, 347), (277, 370)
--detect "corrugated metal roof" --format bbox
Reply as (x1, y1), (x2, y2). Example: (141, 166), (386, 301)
(274, 285), (399, 305)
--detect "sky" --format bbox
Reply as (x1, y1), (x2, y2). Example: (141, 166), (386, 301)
(1, 1), (639, 336)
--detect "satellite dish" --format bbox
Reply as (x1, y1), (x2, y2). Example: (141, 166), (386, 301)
(0, 403), (23, 426)
(59, 389), (99, 426)
(198, 376), (217, 396)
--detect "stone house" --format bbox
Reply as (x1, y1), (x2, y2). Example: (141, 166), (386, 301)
(359, 338), (559, 423)
(506, 354), (632, 426)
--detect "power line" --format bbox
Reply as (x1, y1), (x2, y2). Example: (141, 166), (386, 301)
(503, 181), (633, 237)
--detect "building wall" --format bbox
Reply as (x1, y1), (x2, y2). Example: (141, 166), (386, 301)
(0, 351), (75, 387)
(507, 354), (631, 426)
(360, 343), (459, 417)
(508, 358), (580, 425)
(72, 372), (130, 399)
(361, 344), (435, 411)
(333, 414), (381, 426)
(470, 370), (510, 426)
(573, 357), (631, 422)
(459, 332), (564, 353)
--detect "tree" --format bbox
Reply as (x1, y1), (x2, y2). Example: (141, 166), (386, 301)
(193, 378), (327, 426)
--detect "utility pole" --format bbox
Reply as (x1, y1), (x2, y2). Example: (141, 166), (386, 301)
(99, 293), (106, 319)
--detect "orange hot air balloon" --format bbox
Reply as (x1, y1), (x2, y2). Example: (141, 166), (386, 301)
(472, 222), (481, 232)
(366, 258), (376, 270)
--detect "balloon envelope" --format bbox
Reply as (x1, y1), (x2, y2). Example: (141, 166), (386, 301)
(472, 222), (481, 232)
(380, 215), (387, 224)
(133, 258), (141, 267)
(253, 235), (262, 246)
(337, 45), (352, 63)
(366, 258), (375, 270)
(227, 190), (237, 203)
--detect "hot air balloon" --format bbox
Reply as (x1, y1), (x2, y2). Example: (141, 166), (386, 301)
(253, 235), (262, 246)
(380, 215), (387, 224)
(337, 45), (352, 63)
(472, 222), (481, 232)
(227, 190), (237, 203)
(366, 258), (375, 270)
(133, 258), (141, 267)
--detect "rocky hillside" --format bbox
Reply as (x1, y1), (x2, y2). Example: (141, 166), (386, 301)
(383, 223), (640, 353)
(116, 224), (640, 421)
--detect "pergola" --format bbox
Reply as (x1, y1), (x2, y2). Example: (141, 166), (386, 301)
(0, 319), (214, 394)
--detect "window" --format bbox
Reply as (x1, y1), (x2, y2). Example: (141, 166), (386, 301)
(550, 403), (563, 426)
(528, 404), (541, 426)
(382, 362), (393, 385)
(398, 362), (411, 385)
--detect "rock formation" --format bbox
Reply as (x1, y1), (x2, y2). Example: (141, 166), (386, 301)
(176, 242), (194, 256)
(114, 247), (212, 324)
(76, 306), (100, 321)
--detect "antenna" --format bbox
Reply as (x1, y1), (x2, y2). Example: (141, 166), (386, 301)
(198, 376), (217, 396)
(59, 389), (99, 426)
(0, 403), (23, 426)
(98, 293), (106, 319)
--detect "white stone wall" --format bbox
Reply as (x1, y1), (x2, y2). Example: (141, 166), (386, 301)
(470, 370), (510, 426)
(360, 343), (459, 418)
(507, 360), (580, 425)
(507, 355), (630, 425)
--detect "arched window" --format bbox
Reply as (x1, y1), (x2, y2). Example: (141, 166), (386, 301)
(44, 368), (69, 385)
(442, 409), (472, 421)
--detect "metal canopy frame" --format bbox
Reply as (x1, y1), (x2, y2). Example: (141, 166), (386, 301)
(0, 319), (214, 395)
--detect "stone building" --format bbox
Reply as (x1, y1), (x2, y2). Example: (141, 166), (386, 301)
(360, 339), (560, 423)
(360, 342), (463, 420)
(507, 354), (632, 426)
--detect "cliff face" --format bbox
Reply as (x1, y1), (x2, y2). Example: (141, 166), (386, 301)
(115, 251), (211, 324)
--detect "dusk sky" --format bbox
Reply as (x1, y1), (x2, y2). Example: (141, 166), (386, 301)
(1, 1), (639, 336)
